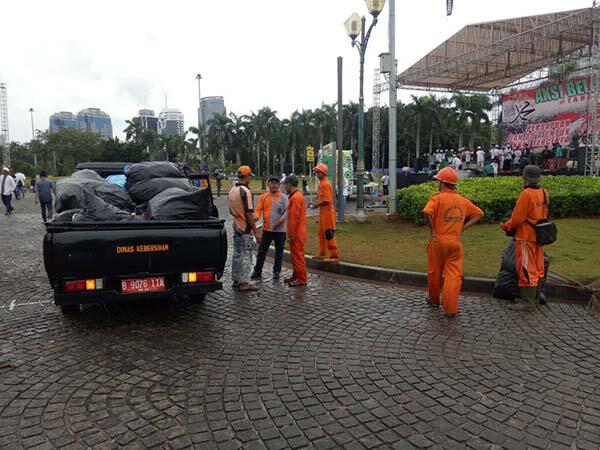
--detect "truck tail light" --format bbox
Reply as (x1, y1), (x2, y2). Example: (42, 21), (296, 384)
(182, 272), (214, 283)
(65, 278), (103, 292)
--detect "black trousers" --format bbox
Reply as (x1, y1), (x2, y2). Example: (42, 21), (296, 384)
(253, 231), (286, 276)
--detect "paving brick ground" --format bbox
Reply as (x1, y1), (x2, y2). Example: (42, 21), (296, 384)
(1, 195), (599, 449)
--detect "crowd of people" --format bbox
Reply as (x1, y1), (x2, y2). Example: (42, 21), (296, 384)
(427, 142), (577, 176)
(227, 163), (340, 292)
(0, 167), (56, 219)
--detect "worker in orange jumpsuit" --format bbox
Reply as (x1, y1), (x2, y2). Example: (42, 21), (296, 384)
(310, 163), (340, 263)
(501, 165), (548, 312)
(284, 175), (308, 287)
(423, 167), (484, 317)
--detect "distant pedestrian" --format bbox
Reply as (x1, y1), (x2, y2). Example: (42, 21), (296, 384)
(310, 163), (340, 263)
(251, 176), (288, 281)
(215, 169), (223, 196)
(0, 167), (16, 215)
(381, 173), (390, 196)
(14, 171), (26, 199)
(228, 166), (262, 292)
(284, 175), (307, 287)
(35, 170), (56, 222)
(476, 146), (485, 168)
(302, 176), (308, 195)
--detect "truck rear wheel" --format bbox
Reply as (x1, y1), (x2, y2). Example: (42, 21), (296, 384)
(189, 294), (206, 302)
(60, 304), (80, 314)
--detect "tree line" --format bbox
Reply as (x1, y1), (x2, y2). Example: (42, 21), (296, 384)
(3, 93), (492, 177)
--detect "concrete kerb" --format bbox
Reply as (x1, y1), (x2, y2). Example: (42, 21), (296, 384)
(268, 249), (591, 304)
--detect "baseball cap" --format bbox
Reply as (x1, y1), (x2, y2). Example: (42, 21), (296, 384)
(268, 175), (280, 183)
(237, 165), (255, 177)
(284, 175), (298, 187)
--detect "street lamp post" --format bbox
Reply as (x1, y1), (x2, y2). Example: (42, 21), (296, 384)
(345, 0), (386, 221)
(196, 74), (204, 170)
(29, 108), (37, 168)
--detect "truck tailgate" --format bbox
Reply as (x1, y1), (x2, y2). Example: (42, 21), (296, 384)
(44, 221), (227, 283)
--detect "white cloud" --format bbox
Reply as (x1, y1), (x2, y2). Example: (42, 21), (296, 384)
(1, 0), (592, 142)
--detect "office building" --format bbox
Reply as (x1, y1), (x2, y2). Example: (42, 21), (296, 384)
(159, 108), (184, 137)
(49, 111), (78, 133)
(200, 96), (226, 136)
(137, 109), (159, 133)
(77, 108), (113, 139)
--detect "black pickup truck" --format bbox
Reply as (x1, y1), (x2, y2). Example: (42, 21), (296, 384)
(43, 163), (227, 312)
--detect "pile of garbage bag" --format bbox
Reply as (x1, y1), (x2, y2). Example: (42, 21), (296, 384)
(493, 239), (550, 303)
(53, 162), (213, 222)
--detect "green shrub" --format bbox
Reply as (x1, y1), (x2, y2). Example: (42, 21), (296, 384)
(397, 176), (600, 224)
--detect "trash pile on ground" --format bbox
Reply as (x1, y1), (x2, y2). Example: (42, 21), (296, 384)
(53, 162), (211, 222)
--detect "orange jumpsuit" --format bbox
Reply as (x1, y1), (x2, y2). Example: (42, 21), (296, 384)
(501, 187), (547, 288)
(287, 190), (307, 284)
(317, 177), (339, 259)
(423, 189), (484, 315)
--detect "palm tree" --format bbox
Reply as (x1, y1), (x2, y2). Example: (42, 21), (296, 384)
(124, 118), (144, 143)
(207, 112), (232, 169)
(343, 102), (359, 160)
(256, 107), (279, 176)
(468, 95), (491, 148)
(228, 113), (246, 165)
(311, 104), (337, 151)
(289, 110), (304, 174)
(451, 93), (472, 150)
(408, 95), (428, 167)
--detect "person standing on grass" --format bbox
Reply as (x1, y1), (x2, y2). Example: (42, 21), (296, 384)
(310, 163), (340, 263)
(251, 176), (288, 281)
(284, 175), (307, 287)
(423, 167), (484, 317)
(381, 173), (390, 196)
(228, 165), (262, 292)
(35, 171), (56, 222)
(1, 167), (16, 215)
(501, 165), (548, 312)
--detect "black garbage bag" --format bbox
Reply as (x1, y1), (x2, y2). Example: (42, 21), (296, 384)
(55, 177), (134, 213)
(55, 180), (87, 213)
(71, 169), (104, 181)
(52, 208), (83, 223)
(148, 187), (211, 221)
(125, 162), (184, 186)
(92, 182), (135, 211)
(72, 189), (132, 222)
(128, 177), (194, 204)
(493, 239), (550, 302)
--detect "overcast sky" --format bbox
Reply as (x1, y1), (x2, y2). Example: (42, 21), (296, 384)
(1, 0), (592, 143)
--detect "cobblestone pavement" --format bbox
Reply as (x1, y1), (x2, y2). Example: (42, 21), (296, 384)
(1, 195), (600, 450)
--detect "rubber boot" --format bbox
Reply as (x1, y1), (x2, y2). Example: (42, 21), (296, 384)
(508, 287), (537, 312)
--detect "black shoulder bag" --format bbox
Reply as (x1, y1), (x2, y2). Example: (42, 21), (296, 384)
(528, 190), (557, 246)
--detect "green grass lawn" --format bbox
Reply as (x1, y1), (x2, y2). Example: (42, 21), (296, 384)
(305, 217), (600, 282)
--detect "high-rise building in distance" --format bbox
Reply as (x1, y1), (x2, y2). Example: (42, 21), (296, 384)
(49, 111), (78, 133)
(77, 108), (113, 139)
(137, 109), (159, 133)
(200, 96), (226, 136)
(159, 108), (184, 137)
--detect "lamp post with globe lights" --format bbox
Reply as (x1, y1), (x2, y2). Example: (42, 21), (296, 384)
(344, 0), (386, 220)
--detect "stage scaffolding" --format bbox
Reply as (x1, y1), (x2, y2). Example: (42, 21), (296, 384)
(375, 6), (600, 175)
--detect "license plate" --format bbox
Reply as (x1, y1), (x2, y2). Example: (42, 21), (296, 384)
(121, 277), (166, 294)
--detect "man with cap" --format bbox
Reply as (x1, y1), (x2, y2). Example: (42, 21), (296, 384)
(501, 165), (548, 311)
(251, 175), (289, 281)
(423, 167), (484, 317)
(309, 163), (340, 263)
(1, 167), (16, 215)
(284, 175), (308, 287)
(228, 166), (261, 292)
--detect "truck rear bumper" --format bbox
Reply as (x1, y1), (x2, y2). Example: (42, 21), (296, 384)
(53, 281), (222, 306)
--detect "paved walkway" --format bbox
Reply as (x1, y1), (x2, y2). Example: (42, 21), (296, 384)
(0, 196), (599, 449)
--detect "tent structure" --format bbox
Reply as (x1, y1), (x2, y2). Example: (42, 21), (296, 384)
(397, 8), (596, 93)
(373, 6), (600, 175)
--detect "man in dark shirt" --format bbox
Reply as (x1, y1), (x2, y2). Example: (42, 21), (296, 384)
(35, 171), (56, 222)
